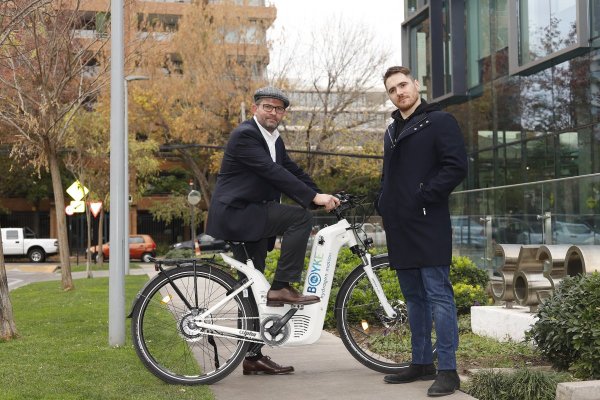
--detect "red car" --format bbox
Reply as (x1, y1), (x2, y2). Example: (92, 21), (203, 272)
(88, 234), (157, 262)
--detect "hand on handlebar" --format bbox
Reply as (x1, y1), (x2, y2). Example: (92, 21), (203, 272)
(313, 193), (341, 212)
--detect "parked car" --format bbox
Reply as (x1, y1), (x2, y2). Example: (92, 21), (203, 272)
(170, 233), (231, 252)
(553, 221), (599, 245)
(492, 217), (544, 245)
(451, 216), (486, 248)
(1, 227), (58, 262)
(88, 234), (156, 263)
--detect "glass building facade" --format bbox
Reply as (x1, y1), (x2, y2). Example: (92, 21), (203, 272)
(402, 1), (600, 267)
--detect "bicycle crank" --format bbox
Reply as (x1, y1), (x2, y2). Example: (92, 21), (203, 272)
(260, 315), (291, 346)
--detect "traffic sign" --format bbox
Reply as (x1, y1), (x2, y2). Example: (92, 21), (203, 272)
(90, 202), (103, 218)
(70, 200), (85, 213)
(66, 180), (89, 201)
(65, 205), (74, 215)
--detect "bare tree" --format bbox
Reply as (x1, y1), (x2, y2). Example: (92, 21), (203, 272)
(0, 0), (110, 290)
(0, 0), (52, 47)
(274, 16), (390, 177)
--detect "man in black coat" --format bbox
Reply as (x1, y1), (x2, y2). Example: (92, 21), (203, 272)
(206, 86), (339, 375)
(376, 67), (468, 397)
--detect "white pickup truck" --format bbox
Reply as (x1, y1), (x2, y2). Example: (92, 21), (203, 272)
(1, 227), (59, 262)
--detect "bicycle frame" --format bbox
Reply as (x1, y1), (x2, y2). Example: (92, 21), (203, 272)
(192, 217), (397, 346)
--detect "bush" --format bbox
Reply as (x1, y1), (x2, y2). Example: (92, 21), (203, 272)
(465, 368), (570, 400)
(450, 256), (489, 288)
(526, 272), (600, 379)
(453, 282), (489, 314)
(162, 248), (198, 259)
(450, 256), (490, 313)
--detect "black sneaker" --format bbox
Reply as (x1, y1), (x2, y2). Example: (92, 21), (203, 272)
(427, 370), (460, 397)
(384, 363), (437, 384)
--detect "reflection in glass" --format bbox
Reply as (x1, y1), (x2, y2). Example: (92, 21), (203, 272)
(466, 0), (508, 87)
(409, 17), (430, 99)
(518, 0), (577, 66)
(593, 0), (600, 39)
(450, 175), (600, 269)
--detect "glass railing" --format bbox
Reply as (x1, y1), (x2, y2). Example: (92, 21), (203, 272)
(450, 173), (600, 271)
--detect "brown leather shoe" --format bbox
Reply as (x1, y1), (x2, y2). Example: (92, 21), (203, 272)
(266, 286), (320, 307)
(242, 356), (294, 375)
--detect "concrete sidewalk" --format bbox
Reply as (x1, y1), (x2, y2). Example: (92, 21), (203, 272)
(212, 331), (476, 400)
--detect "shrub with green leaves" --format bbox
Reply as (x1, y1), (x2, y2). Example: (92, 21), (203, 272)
(450, 256), (490, 313)
(450, 256), (489, 288)
(453, 282), (489, 314)
(526, 272), (600, 379)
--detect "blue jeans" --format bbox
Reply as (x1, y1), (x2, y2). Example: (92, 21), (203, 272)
(396, 266), (459, 370)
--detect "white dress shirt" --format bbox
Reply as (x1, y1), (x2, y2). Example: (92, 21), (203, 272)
(254, 116), (280, 162)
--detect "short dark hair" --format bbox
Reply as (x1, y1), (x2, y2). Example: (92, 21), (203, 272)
(383, 66), (413, 87)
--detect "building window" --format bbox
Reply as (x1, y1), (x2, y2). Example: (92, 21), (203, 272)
(592, 0), (600, 39)
(509, 0), (590, 75)
(405, 0), (429, 17)
(467, 0), (509, 88)
(518, 0), (576, 65)
(406, 14), (430, 99)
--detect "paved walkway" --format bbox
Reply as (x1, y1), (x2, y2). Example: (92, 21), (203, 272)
(212, 331), (476, 400)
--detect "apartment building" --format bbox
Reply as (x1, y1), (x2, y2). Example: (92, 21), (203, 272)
(0, 0), (276, 249)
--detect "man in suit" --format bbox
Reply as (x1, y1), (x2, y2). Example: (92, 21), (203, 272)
(206, 86), (339, 375)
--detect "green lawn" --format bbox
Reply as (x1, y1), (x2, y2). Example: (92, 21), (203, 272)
(0, 276), (214, 400)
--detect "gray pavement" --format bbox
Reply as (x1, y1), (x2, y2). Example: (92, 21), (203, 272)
(6, 262), (476, 400)
(212, 331), (476, 400)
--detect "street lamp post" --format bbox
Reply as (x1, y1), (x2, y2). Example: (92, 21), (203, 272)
(123, 75), (148, 275)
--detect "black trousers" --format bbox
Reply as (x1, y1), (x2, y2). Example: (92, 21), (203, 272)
(232, 202), (312, 357)
(232, 202), (313, 283)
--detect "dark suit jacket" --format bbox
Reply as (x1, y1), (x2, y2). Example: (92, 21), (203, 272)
(206, 118), (320, 243)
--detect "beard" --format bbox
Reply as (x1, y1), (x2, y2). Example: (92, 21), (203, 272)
(397, 93), (420, 112)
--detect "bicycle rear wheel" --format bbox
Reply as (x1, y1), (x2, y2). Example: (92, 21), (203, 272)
(335, 255), (437, 374)
(131, 263), (255, 385)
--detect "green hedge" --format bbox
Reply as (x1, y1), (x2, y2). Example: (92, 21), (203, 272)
(261, 250), (487, 326)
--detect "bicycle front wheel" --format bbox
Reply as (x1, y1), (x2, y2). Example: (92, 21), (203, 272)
(335, 255), (436, 374)
(131, 264), (255, 385)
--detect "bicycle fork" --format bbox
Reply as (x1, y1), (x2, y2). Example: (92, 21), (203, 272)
(359, 253), (398, 319)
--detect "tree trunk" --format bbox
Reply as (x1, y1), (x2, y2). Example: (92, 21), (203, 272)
(0, 223), (18, 340)
(177, 149), (212, 206)
(47, 143), (74, 290)
(85, 205), (93, 278)
(97, 206), (105, 266)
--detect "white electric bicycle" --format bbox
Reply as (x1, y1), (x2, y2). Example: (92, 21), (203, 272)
(129, 193), (436, 385)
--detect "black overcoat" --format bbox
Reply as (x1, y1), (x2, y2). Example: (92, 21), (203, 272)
(206, 118), (319, 244)
(376, 102), (467, 269)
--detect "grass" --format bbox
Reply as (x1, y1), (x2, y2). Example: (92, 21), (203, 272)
(456, 314), (549, 371)
(0, 276), (214, 400)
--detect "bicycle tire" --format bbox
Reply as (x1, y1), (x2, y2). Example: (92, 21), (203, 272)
(131, 263), (255, 385)
(335, 255), (437, 373)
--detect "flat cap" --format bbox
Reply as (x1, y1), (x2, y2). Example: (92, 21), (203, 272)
(253, 86), (290, 108)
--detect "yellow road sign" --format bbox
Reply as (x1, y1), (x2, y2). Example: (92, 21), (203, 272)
(70, 200), (85, 213)
(66, 180), (89, 201)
